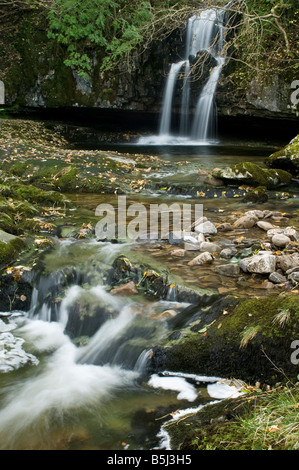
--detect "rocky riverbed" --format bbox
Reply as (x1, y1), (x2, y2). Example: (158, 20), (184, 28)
(0, 116), (299, 450)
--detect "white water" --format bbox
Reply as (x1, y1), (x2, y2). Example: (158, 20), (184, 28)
(159, 60), (186, 136)
(0, 236), (245, 449)
(0, 315), (138, 449)
(138, 5), (229, 145)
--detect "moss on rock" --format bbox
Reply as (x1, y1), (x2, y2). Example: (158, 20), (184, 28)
(212, 162), (292, 189)
(151, 294), (299, 385)
(265, 135), (299, 176)
(0, 234), (28, 268)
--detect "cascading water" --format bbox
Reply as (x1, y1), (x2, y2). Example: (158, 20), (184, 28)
(139, 5), (229, 145)
(0, 239), (245, 450)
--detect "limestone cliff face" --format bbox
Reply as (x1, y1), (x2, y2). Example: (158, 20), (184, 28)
(0, 10), (297, 122)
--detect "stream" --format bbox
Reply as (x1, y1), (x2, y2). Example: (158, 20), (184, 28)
(0, 135), (298, 451)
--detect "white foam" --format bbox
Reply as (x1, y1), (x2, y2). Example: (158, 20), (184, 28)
(207, 381), (246, 399)
(137, 135), (217, 146)
(148, 374), (198, 401)
(0, 318), (39, 373)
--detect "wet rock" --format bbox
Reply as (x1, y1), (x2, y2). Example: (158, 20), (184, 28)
(271, 233), (291, 248)
(265, 134), (299, 175)
(267, 227), (298, 241)
(203, 175), (224, 187)
(258, 280), (275, 289)
(245, 210), (266, 219)
(168, 231), (184, 245)
(197, 233), (206, 243)
(217, 222), (233, 232)
(214, 264), (240, 277)
(288, 272), (299, 285)
(240, 253), (276, 274)
(110, 281), (138, 296)
(200, 241), (222, 253)
(242, 186), (268, 204)
(152, 309), (177, 319)
(183, 232), (201, 246)
(219, 247), (238, 259)
(194, 220), (217, 235)
(183, 232), (201, 250)
(0, 230), (28, 270)
(256, 221), (275, 231)
(268, 272), (287, 284)
(212, 162), (292, 189)
(233, 214), (258, 229)
(277, 253), (299, 272)
(171, 248), (186, 257)
(0, 266), (34, 312)
(187, 252), (214, 266)
(286, 266), (299, 275)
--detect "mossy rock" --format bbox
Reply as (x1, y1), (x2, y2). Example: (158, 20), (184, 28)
(0, 232), (28, 268)
(242, 185), (268, 203)
(212, 162), (292, 189)
(166, 394), (255, 450)
(14, 184), (72, 207)
(151, 294), (299, 385)
(265, 135), (299, 175)
(0, 212), (22, 235)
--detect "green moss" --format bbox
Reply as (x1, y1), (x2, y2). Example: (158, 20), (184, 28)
(0, 237), (27, 268)
(15, 184), (72, 207)
(55, 167), (79, 192)
(213, 162), (292, 189)
(158, 294), (299, 385)
(0, 213), (20, 235)
(265, 135), (299, 175)
(242, 185), (268, 203)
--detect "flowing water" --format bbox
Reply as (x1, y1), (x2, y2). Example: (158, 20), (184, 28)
(0, 236), (247, 450)
(1, 167), (298, 449)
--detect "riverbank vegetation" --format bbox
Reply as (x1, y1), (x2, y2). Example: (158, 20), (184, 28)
(1, 0), (298, 85)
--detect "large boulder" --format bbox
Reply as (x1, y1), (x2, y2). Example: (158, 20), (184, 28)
(212, 162), (292, 189)
(240, 252), (276, 274)
(265, 135), (299, 175)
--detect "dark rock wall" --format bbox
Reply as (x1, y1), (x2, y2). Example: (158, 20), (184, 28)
(0, 9), (298, 124)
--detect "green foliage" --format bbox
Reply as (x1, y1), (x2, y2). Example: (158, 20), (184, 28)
(47, 0), (153, 76)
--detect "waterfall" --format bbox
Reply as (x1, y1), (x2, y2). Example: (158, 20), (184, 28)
(138, 5), (229, 145)
(159, 60), (186, 136)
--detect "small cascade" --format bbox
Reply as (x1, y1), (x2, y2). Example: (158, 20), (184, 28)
(139, 4), (230, 145)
